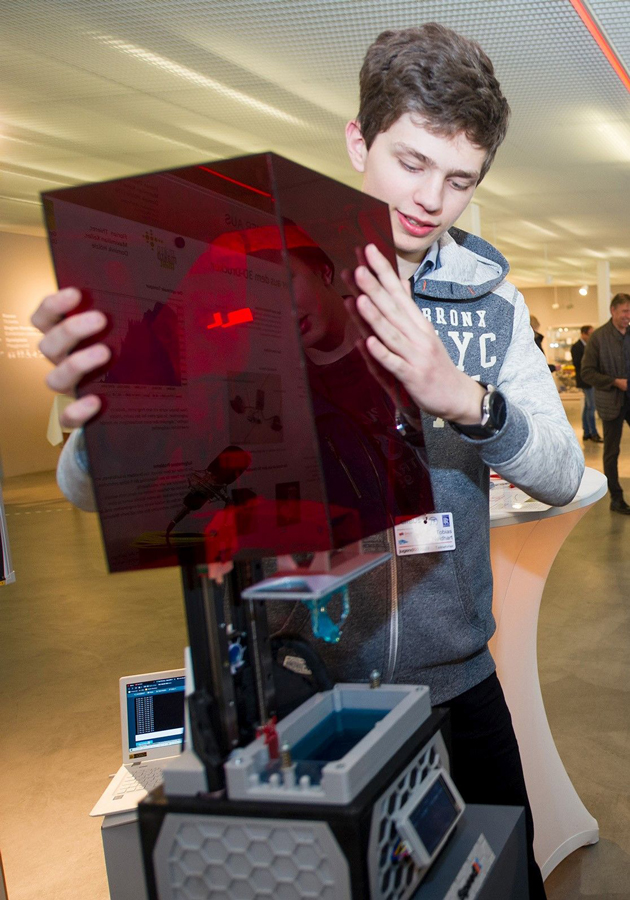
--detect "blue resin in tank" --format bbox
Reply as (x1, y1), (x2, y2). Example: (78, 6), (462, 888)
(292, 707), (388, 762)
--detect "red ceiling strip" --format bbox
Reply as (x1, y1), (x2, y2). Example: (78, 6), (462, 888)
(568, 0), (630, 92)
(198, 165), (273, 198)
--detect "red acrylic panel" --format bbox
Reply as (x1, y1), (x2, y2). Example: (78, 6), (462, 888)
(42, 153), (433, 573)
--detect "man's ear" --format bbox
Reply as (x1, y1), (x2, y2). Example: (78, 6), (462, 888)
(345, 120), (368, 174)
(320, 262), (334, 286)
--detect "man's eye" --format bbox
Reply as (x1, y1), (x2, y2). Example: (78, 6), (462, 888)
(400, 161), (420, 173)
(451, 181), (471, 191)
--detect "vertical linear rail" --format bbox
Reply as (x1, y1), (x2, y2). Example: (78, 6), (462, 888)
(179, 559), (214, 706)
(200, 572), (240, 751)
(179, 555), (239, 788)
(233, 560), (277, 726)
(246, 597), (277, 724)
(567, 0), (630, 92)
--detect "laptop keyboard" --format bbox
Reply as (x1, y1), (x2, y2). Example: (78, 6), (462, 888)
(114, 766), (164, 798)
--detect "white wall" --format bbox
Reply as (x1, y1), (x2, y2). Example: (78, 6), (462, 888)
(0, 231), (61, 477)
(523, 282), (630, 339)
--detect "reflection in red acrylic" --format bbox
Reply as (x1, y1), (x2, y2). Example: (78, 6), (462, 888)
(167, 445), (251, 538)
(206, 308), (254, 330)
(197, 165), (274, 199)
(42, 153), (433, 573)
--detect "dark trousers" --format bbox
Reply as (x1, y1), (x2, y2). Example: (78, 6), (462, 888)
(439, 673), (546, 900)
(581, 387), (597, 437)
(602, 399), (630, 501)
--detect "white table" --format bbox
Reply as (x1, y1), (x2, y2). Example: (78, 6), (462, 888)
(101, 809), (148, 900)
(489, 467), (607, 879)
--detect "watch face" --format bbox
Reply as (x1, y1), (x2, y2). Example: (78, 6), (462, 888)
(480, 387), (494, 429)
(448, 387), (505, 438)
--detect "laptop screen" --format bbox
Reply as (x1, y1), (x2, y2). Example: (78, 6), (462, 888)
(125, 674), (185, 755)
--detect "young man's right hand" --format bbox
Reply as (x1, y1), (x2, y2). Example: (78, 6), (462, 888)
(352, 244), (486, 427)
(31, 287), (111, 429)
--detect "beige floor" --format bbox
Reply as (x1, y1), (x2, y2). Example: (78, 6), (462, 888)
(0, 395), (628, 900)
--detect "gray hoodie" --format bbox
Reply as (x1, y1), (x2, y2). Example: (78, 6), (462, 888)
(57, 227), (583, 704)
(267, 227), (584, 703)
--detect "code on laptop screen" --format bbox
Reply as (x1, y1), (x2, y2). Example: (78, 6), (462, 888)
(126, 675), (185, 753)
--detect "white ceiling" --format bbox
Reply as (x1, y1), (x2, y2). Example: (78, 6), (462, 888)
(2, 0), (630, 288)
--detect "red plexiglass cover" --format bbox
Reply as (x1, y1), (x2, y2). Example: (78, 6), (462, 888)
(42, 153), (433, 572)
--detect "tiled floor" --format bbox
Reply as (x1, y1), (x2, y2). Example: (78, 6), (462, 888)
(0, 394), (628, 900)
(0, 475), (185, 900)
(538, 398), (630, 899)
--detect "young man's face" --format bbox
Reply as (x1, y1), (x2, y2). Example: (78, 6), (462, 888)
(346, 113), (486, 278)
(290, 256), (345, 351)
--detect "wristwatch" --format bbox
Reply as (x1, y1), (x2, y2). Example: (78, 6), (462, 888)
(450, 384), (507, 439)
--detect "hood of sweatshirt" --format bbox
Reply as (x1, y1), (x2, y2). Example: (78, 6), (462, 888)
(412, 227), (509, 302)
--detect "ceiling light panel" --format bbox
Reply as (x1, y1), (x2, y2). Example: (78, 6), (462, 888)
(87, 33), (306, 126)
(0, 135), (80, 168)
(0, 45), (131, 112)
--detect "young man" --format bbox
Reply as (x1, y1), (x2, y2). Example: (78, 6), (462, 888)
(33, 23), (582, 897)
(581, 293), (630, 512)
(571, 325), (602, 443)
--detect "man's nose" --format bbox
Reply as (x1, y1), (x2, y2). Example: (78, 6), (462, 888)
(413, 174), (443, 214)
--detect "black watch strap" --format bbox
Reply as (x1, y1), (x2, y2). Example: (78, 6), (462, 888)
(450, 384), (507, 439)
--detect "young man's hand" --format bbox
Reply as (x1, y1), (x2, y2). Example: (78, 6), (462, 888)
(353, 244), (485, 426)
(31, 288), (111, 428)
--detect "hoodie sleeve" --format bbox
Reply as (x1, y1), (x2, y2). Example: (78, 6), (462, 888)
(57, 428), (97, 511)
(456, 290), (584, 506)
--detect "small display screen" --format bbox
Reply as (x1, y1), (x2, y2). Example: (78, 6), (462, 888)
(409, 774), (459, 856)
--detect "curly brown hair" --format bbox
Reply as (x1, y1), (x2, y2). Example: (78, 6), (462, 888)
(357, 23), (510, 182)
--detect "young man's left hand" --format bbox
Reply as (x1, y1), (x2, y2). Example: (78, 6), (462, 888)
(353, 244), (485, 426)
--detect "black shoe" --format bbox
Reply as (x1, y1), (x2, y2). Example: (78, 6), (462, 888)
(591, 433), (604, 443)
(610, 499), (630, 514)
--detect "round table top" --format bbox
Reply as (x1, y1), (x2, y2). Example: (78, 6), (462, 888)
(489, 466), (607, 527)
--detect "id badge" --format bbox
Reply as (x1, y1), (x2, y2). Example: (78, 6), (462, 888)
(394, 513), (456, 556)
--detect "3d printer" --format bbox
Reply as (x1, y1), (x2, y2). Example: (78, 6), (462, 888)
(42, 153), (525, 900)
(138, 548), (462, 900)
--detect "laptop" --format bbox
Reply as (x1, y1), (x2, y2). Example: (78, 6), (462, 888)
(90, 668), (186, 817)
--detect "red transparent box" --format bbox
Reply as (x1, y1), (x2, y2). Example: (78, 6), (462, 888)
(42, 153), (433, 572)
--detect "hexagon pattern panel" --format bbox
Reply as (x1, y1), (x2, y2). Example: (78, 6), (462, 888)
(367, 734), (448, 900)
(153, 814), (351, 900)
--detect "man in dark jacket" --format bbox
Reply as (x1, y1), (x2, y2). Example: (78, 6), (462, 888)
(582, 294), (630, 512)
(571, 325), (602, 443)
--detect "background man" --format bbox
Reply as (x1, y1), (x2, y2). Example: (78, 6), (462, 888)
(582, 294), (630, 513)
(531, 314), (560, 373)
(571, 325), (602, 443)
(32, 24), (583, 898)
